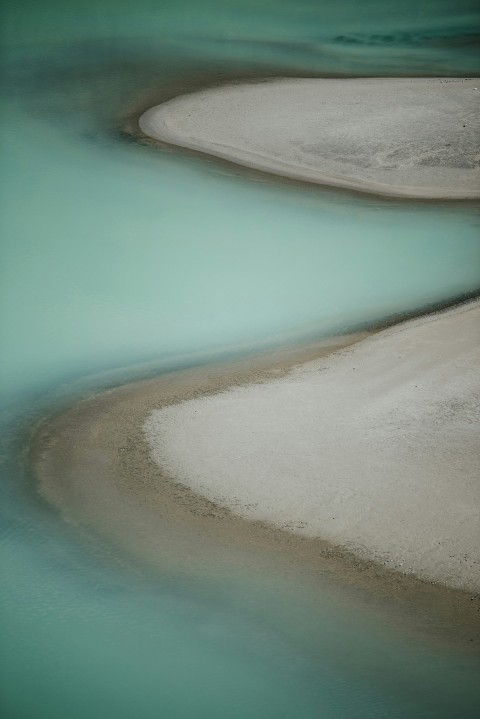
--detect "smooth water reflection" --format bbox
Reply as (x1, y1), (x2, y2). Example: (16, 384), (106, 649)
(1, 1), (480, 717)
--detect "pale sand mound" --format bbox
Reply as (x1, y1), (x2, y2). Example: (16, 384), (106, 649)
(145, 302), (480, 591)
(139, 77), (480, 199)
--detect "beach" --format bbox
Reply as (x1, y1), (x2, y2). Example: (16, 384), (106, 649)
(145, 300), (480, 593)
(139, 77), (480, 199)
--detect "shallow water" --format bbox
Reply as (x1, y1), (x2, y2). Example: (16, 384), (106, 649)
(1, 1), (480, 717)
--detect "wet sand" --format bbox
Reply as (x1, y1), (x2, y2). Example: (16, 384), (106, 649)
(32, 308), (480, 648)
(139, 77), (480, 199)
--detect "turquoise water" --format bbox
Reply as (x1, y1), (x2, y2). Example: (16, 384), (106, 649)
(1, 2), (480, 717)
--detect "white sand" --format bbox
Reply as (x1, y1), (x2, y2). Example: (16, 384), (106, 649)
(145, 302), (480, 591)
(139, 77), (480, 199)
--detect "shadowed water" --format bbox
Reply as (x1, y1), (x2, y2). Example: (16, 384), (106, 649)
(1, 1), (480, 717)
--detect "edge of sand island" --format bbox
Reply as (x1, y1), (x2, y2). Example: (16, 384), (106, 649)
(32, 300), (480, 648)
(139, 77), (480, 200)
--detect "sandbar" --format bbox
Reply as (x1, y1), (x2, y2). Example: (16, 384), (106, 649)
(139, 77), (480, 199)
(145, 301), (480, 592)
(32, 306), (480, 642)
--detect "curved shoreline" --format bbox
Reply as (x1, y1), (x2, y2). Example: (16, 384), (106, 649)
(31, 308), (480, 646)
(139, 77), (480, 200)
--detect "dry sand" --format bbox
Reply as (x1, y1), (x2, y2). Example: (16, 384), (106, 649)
(145, 301), (480, 592)
(139, 77), (480, 199)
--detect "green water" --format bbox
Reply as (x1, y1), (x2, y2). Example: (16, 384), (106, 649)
(1, 2), (480, 717)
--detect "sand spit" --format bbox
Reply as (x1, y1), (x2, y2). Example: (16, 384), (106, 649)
(145, 301), (480, 592)
(139, 77), (480, 199)
(33, 314), (480, 643)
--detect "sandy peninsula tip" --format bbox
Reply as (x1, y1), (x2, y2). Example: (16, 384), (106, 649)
(139, 77), (480, 199)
